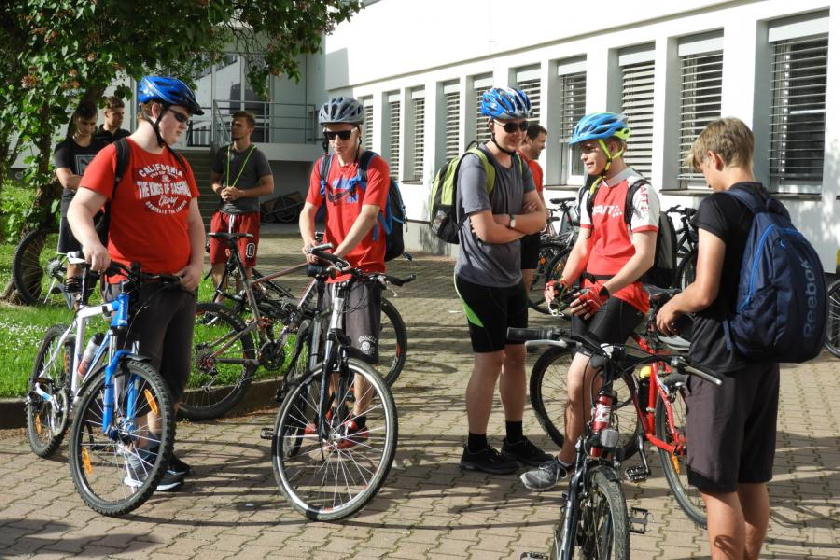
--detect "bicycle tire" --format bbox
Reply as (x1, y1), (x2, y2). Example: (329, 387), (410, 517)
(271, 358), (398, 521)
(826, 279), (840, 358)
(12, 228), (68, 307)
(655, 376), (707, 527)
(379, 297), (408, 387)
(675, 249), (697, 291)
(68, 360), (174, 517)
(530, 347), (639, 460)
(528, 242), (570, 313)
(26, 325), (74, 458)
(180, 303), (257, 421)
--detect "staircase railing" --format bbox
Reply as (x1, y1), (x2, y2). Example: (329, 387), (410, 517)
(209, 99), (317, 146)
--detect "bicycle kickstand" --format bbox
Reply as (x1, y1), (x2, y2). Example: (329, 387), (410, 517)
(625, 432), (652, 483)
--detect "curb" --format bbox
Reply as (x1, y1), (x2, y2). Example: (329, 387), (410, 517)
(0, 377), (283, 430)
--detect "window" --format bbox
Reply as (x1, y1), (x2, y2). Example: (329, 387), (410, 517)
(677, 34), (723, 188)
(387, 93), (400, 180)
(557, 58), (587, 183)
(362, 98), (374, 150)
(444, 83), (460, 160)
(769, 33), (827, 192)
(474, 84), (491, 146)
(515, 66), (541, 124)
(408, 89), (425, 182)
(620, 60), (655, 178)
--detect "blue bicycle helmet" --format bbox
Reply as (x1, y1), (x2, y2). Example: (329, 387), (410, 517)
(480, 87), (532, 120)
(138, 76), (203, 115)
(569, 112), (630, 145)
(319, 97), (365, 125)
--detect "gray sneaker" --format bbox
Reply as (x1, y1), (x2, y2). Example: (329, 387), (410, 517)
(520, 457), (570, 491)
(124, 448), (184, 492)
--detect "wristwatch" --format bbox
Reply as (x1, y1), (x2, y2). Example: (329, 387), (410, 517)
(509, 214), (517, 229)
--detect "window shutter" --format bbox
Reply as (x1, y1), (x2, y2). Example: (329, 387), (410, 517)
(411, 97), (425, 181)
(474, 86), (491, 146)
(389, 98), (400, 181)
(362, 101), (373, 150)
(620, 61), (655, 178)
(445, 90), (460, 160)
(558, 71), (587, 178)
(677, 52), (723, 187)
(517, 79), (541, 124)
(769, 35), (827, 189)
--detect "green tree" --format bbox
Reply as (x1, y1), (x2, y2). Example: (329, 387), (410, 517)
(0, 0), (362, 301)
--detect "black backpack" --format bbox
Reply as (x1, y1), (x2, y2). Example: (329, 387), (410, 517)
(317, 150), (406, 261)
(94, 138), (186, 244)
(583, 175), (677, 289)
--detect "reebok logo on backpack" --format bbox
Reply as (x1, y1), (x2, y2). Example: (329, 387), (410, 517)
(723, 187), (826, 363)
(429, 143), (521, 244)
(318, 151), (406, 261)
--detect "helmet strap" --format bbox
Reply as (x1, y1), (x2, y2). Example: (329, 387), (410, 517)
(490, 130), (517, 156)
(151, 102), (170, 147)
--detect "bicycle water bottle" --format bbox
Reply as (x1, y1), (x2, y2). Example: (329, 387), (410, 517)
(638, 365), (652, 410)
(77, 333), (104, 379)
(589, 393), (614, 458)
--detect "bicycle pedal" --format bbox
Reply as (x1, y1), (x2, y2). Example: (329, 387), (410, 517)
(625, 465), (650, 483)
(259, 427), (274, 440)
(628, 507), (651, 534)
(519, 553), (548, 560)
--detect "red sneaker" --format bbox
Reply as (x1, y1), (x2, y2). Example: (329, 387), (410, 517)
(336, 419), (369, 450)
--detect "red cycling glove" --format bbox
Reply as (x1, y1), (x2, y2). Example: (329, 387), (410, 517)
(576, 281), (610, 314)
(545, 278), (572, 307)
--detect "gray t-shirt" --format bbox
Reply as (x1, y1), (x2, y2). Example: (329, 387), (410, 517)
(212, 144), (272, 214)
(455, 145), (535, 287)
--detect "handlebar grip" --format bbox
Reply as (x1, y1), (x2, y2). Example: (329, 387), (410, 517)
(309, 242), (334, 253)
(506, 327), (549, 342)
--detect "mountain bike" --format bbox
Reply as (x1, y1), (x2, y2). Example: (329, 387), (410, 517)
(512, 327), (722, 559)
(12, 224), (73, 307)
(27, 260), (180, 516)
(529, 286), (717, 526)
(665, 206), (698, 290)
(184, 232), (411, 421)
(268, 243), (398, 520)
(528, 196), (578, 314)
(826, 278), (840, 358)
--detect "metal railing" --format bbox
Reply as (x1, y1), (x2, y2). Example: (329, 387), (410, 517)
(183, 99), (318, 148)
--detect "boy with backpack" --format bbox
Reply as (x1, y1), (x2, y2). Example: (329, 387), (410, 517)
(299, 97), (392, 446)
(455, 87), (552, 475)
(521, 112), (660, 490)
(656, 118), (783, 560)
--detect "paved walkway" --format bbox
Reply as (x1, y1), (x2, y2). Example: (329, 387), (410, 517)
(1, 233), (838, 559)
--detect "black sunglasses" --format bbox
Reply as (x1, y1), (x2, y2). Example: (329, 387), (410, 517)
(323, 129), (355, 141)
(496, 120), (528, 133)
(169, 110), (191, 125)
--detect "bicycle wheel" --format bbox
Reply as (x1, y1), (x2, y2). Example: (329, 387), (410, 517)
(826, 279), (840, 358)
(550, 467), (629, 560)
(675, 250), (697, 290)
(68, 360), (174, 517)
(530, 347), (639, 460)
(378, 297), (407, 387)
(26, 325), (74, 458)
(12, 228), (68, 307)
(180, 303), (257, 421)
(655, 375), (707, 527)
(529, 243), (570, 313)
(271, 358), (398, 521)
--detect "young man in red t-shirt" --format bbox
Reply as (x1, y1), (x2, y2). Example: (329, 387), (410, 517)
(299, 96), (390, 446)
(518, 124), (547, 297)
(521, 112), (659, 491)
(68, 76), (206, 491)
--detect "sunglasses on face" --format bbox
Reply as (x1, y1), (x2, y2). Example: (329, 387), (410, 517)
(496, 120), (528, 133)
(323, 129), (355, 141)
(169, 110), (191, 125)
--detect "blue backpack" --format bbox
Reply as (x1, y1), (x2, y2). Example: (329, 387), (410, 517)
(723, 188), (826, 363)
(318, 150), (406, 261)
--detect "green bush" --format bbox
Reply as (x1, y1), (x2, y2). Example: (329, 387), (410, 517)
(1, 180), (37, 243)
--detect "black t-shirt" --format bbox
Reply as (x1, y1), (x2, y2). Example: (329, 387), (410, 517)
(94, 125), (130, 144)
(55, 137), (107, 215)
(689, 182), (766, 372)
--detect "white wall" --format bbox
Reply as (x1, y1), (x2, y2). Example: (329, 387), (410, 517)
(325, 0), (840, 272)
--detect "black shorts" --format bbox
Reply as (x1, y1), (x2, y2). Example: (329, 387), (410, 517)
(571, 296), (645, 351)
(685, 362), (780, 493)
(328, 280), (382, 364)
(104, 282), (197, 403)
(455, 275), (528, 353)
(57, 217), (82, 255)
(520, 233), (541, 270)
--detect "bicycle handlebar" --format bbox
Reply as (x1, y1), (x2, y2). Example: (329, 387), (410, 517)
(104, 261), (182, 286)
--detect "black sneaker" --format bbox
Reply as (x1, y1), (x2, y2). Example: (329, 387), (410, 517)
(502, 436), (553, 466)
(169, 454), (191, 476)
(520, 457), (571, 491)
(460, 445), (519, 475)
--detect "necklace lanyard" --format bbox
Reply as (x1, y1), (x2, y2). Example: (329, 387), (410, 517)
(225, 144), (255, 189)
